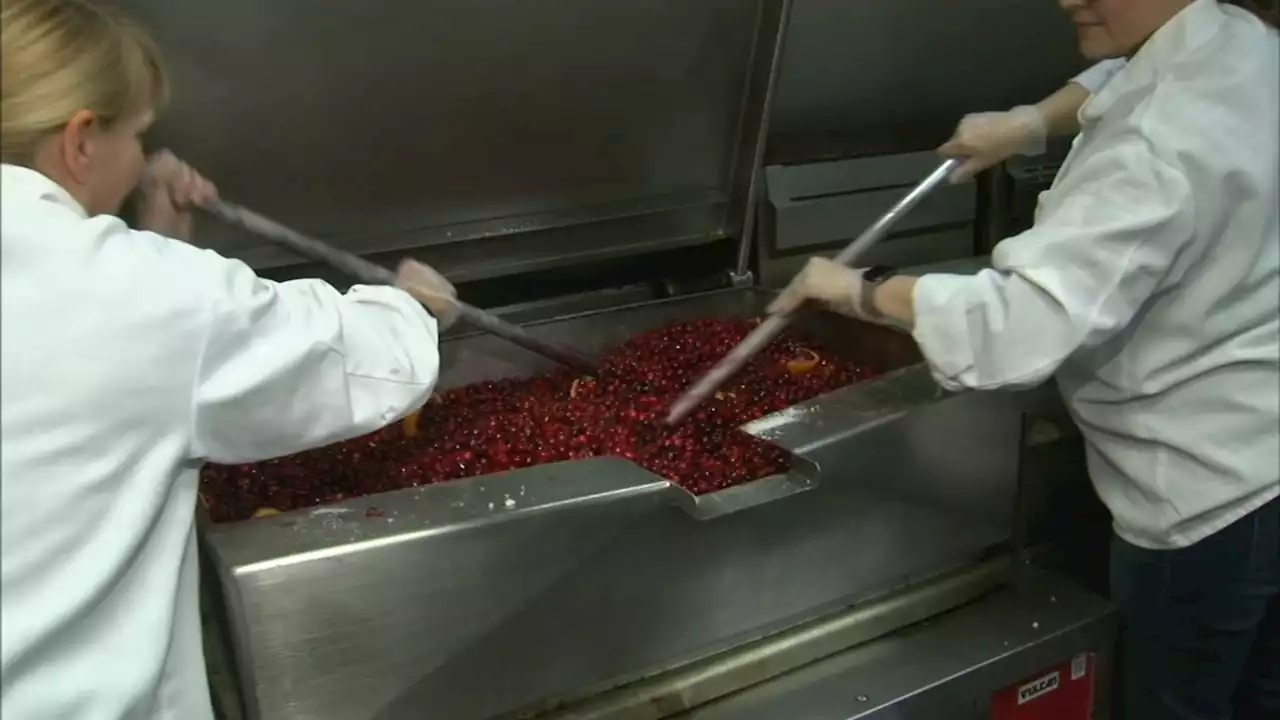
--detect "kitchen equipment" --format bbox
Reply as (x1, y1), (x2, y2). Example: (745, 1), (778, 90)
(115, 0), (1108, 718)
(202, 291), (1026, 720)
(201, 199), (601, 376)
(666, 158), (961, 424)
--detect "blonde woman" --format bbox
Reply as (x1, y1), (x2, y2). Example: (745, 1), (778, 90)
(774, 0), (1278, 717)
(1, 0), (459, 717)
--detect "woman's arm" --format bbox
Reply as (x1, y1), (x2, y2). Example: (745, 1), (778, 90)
(1038, 58), (1129, 136)
(774, 127), (1194, 392)
(940, 59), (1127, 180)
(1033, 83), (1093, 138)
(174, 244), (453, 464)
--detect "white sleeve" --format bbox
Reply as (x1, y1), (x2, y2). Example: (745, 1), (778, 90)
(188, 253), (443, 463)
(909, 130), (1194, 392)
(1070, 59), (1127, 94)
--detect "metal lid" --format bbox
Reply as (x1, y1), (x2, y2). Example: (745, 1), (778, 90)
(128, 0), (789, 282)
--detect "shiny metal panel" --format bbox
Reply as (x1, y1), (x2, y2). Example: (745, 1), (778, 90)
(744, 368), (1023, 532)
(676, 567), (1116, 720)
(756, 227), (976, 289)
(202, 288), (1025, 720)
(755, 152), (980, 289)
(770, 0), (1086, 151)
(532, 557), (1011, 719)
(729, 0), (793, 279)
(752, 151), (983, 288)
(120, 0), (787, 280)
(764, 155), (977, 253)
(212, 487), (1013, 720)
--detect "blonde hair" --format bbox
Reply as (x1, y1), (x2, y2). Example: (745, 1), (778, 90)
(1, 0), (169, 165)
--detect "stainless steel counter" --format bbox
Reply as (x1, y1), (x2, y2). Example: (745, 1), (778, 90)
(206, 562), (1115, 720)
(672, 567), (1116, 720)
(200, 288), (1027, 720)
(114, 0), (1101, 715)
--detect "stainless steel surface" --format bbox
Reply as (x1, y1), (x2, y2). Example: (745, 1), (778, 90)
(759, 228), (976, 290)
(120, 0), (1090, 282)
(729, 0), (793, 280)
(197, 199), (404, 286)
(114, 1), (1073, 717)
(665, 159), (961, 424)
(676, 567), (1116, 720)
(788, 159), (960, 269)
(529, 557), (1010, 719)
(769, 0), (1087, 150)
(764, 152), (976, 253)
(202, 287), (1026, 720)
(757, 150), (978, 289)
(121, 0), (787, 283)
(201, 199), (601, 375)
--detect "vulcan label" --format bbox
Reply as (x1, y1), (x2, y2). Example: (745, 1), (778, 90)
(1017, 671), (1060, 705)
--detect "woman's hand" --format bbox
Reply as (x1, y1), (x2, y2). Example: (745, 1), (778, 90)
(768, 258), (917, 331)
(767, 257), (865, 318)
(938, 106), (1047, 182)
(138, 150), (218, 240)
(395, 259), (460, 330)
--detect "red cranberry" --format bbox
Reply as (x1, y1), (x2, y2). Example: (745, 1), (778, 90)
(199, 318), (879, 523)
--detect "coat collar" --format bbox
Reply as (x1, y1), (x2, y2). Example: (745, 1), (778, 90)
(1, 163), (90, 219)
(1080, 0), (1227, 123)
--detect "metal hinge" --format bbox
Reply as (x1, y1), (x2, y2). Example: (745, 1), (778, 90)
(658, 269), (753, 298)
(727, 269), (754, 288)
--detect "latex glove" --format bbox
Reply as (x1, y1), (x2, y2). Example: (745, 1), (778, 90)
(938, 105), (1047, 182)
(138, 150), (218, 240)
(395, 259), (460, 330)
(767, 257), (869, 320)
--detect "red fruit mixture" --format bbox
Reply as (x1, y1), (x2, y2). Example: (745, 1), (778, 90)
(199, 318), (877, 523)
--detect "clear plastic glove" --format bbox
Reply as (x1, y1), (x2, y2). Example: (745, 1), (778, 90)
(766, 257), (869, 320)
(938, 105), (1047, 182)
(395, 259), (460, 331)
(138, 150), (218, 240)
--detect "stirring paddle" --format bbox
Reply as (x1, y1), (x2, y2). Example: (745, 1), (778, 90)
(200, 199), (601, 376)
(665, 158), (962, 424)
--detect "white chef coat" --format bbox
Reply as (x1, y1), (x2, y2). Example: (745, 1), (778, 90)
(1071, 58), (1128, 95)
(912, 0), (1280, 550)
(0, 164), (443, 718)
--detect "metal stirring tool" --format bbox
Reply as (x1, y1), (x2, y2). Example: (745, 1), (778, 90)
(665, 157), (963, 425)
(200, 199), (601, 376)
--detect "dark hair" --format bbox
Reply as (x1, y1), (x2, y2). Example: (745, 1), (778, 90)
(1224, 0), (1279, 26)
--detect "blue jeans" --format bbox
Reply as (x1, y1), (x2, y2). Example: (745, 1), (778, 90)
(1111, 496), (1279, 720)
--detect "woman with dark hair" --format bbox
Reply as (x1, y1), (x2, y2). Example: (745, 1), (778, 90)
(773, 1), (1279, 718)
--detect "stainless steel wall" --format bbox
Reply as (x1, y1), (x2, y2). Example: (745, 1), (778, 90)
(120, 0), (1087, 276)
(121, 0), (775, 280)
(755, 1), (1088, 285)
(770, 0), (1087, 157)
